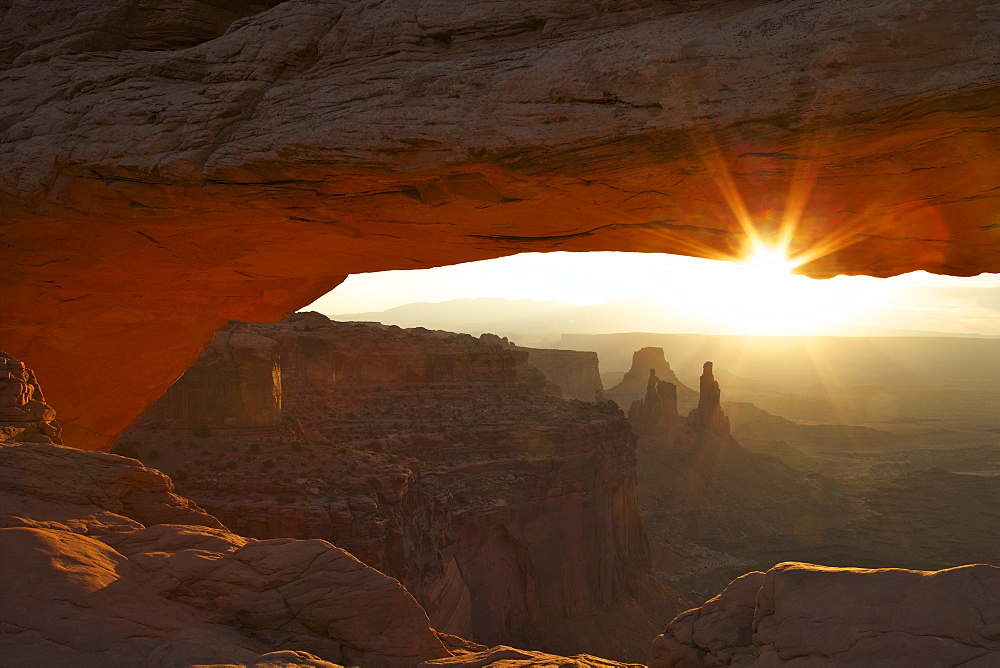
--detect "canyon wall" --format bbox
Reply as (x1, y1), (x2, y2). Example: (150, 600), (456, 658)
(518, 347), (604, 402)
(2, 0), (997, 450)
(2, 354), (651, 667)
(116, 314), (682, 661)
(141, 330), (282, 429)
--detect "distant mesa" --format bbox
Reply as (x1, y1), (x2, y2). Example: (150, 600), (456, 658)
(140, 312), (558, 431)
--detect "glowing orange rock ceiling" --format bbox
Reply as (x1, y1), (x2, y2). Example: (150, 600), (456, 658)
(2, 0), (998, 450)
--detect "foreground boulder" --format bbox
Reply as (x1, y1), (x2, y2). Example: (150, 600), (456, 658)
(652, 562), (1000, 667)
(0, 352), (62, 445)
(0, 440), (451, 668)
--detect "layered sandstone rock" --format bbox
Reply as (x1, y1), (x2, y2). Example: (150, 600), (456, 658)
(651, 562), (1000, 667)
(2, 0), (998, 450)
(0, 440), (452, 668)
(270, 314), (553, 394)
(116, 315), (685, 661)
(627, 370), (682, 441)
(519, 347), (605, 402)
(141, 329), (282, 429)
(3, 353), (653, 667)
(0, 352), (62, 445)
(685, 362), (730, 436)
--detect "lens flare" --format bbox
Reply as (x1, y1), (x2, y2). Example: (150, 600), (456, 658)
(742, 242), (799, 275)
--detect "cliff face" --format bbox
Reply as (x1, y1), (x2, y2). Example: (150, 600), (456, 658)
(115, 314), (683, 661)
(273, 316), (552, 394)
(518, 347), (604, 402)
(140, 330), (281, 429)
(0, 354), (663, 668)
(0, 359), (453, 668)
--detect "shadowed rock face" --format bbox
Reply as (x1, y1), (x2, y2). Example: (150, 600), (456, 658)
(116, 314), (683, 661)
(651, 562), (1000, 667)
(2, 0), (998, 450)
(627, 360), (864, 603)
(518, 347), (604, 402)
(0, 354), (654, 667)
(141, 329), (283, 429)
(0, 425), (452, 667)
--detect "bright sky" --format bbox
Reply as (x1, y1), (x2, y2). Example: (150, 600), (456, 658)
(306, 252), (1000, 337)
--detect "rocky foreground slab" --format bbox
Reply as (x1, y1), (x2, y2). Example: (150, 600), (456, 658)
(652, 562), (1000, 667)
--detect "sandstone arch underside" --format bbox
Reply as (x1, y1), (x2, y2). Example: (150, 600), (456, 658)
(1, 0), (998, 451)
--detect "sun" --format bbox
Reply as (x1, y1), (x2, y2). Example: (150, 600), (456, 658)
(667, 242), (892, 336)
(742, 242), (799, 276)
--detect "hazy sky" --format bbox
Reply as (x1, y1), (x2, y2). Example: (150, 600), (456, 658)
(306, 252), (1000, 336)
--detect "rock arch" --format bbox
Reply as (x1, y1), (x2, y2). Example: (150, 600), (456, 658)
(2, 0), (998, 449)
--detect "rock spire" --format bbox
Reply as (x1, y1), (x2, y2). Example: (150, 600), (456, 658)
(627, 369), (681, 438)
(687, 361), (730, 436)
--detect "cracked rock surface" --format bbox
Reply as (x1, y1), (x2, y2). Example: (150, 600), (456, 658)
(1, 0), (998, 450)
(0, 440), (451, 668)
(651, 561), (1000, 667)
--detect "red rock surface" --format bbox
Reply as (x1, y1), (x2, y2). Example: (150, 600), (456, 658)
(651, 562), (1000, 667)
(0, 439), (455, 668)
(422, 645), (644, 667)
(142, 329), (283, 429)
(2, 0), (998, 450)
(0, 352), (62, 445)
(116, 314), (685, 661)
(0, 353), (651, 667)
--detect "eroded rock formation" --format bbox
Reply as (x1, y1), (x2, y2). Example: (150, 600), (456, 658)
(627, 369), (682, 441)
(685, 362), (729, 436)
(606, 348), (698, 414)
(651, 562), (1000, 667)
(2, 0), (998, 450)
(0, 352), (62, 445)
(424, 646), (643, 668)
(0, 433), (647, 668)
(142, 329), (282, 429)
(0, 439), (451, 666)
(628, 359), (857, 602)
(115, 314), (684, 661)
(0, 353), (660, 667)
